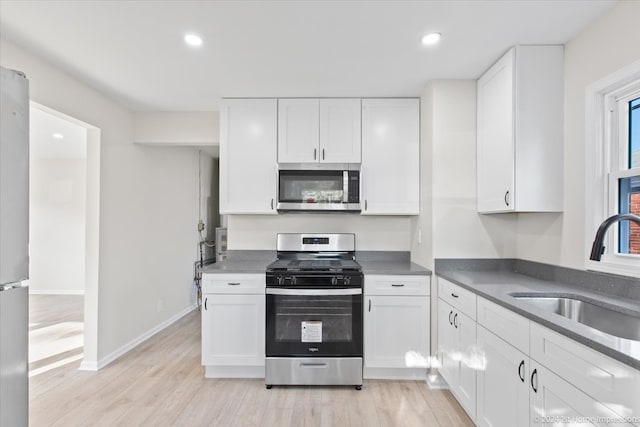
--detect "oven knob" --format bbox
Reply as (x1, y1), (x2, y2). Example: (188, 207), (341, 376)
(277, 275), (284, 285)
(331, 276), (338, 285)
(343, 276), (351, 285)
(291, 276), (297, 285)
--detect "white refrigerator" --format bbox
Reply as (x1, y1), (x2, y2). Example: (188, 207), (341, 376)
(0, 66), (30, 427)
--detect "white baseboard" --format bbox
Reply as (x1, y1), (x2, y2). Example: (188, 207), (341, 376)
(205, 365), (265, 379)
(29, 289), (85, 295)
(78, 304), (196, 371)
(363, 367), (427, 380)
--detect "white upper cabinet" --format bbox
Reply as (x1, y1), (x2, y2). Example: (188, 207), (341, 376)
(320, 99), (361, 163)
(278, 99), (319, 163)
(477, 45), (563, 213)
(278, 98), (361, 164)
(361, 98), (420, 215)
(219, 98), (277, 214)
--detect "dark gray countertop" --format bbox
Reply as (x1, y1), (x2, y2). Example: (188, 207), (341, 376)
(202, 250), (275, 274)
(202, 250), (431, 276)
(436, 260), (640, 370)
(359, 261), (431, 275)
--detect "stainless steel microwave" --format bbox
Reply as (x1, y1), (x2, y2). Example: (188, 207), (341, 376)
(277, 164), (361, 212)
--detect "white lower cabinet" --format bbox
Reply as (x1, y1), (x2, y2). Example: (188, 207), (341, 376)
(438, 299), (477, 420)
(364, 274), (430, 379)
(476, 325), (529, 427)
(201, 274), (265, 378)
(530, 363), (635, 427)
(437, 289), (640, 427)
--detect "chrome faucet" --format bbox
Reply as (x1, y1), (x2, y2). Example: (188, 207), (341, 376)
(589, 213), (640, 261)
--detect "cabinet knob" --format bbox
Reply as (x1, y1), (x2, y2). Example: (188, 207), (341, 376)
(449, 310), (453, 325)
(453, 313), (458, 328)
(271, 198), (274, 210)
(204, 297), (208, 311)
(504, 190), (510, 207)
(531, 368), (538, 393)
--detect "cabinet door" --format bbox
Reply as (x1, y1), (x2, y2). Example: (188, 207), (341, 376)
(319, 99), (361, 163)
(530, 363), (634, 427)
(364, 295), (429, 368)
(456, 311), (477, 421)
(477, 48), (515, 213)
(476, 326), (529, 427)
(437, 300), (456, 387)
(361, 98), (419, 215)
(201, 294), (265, 366)
(219, 99), (277, 214)
(278, 98), (319, 163)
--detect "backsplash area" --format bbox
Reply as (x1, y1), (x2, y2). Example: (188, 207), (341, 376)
(227, 214), (411, 251)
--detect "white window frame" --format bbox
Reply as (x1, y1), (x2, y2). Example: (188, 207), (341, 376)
(585, 60), (640, 278)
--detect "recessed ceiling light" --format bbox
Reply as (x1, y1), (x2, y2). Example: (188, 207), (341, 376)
(184, 33), (203, 48)
(421, 32), (442, 46)
(52, 133), (64, 139)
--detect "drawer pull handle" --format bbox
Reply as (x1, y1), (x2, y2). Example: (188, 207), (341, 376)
(369, 299), (372, 312)
(518, 360), (525, 383)
(314, 148), (317, 160)
(391, 284), (405, 287)
(451, 292), (459, 298)
(531, 368), (538, 393)
(301, 362), (327, 368)
(453, 313), (458, 328)
(204, 297), (208, 311)
(505, 190), (510, 207)
(228, 282), (241, 286)
(449, 310), (453, 325)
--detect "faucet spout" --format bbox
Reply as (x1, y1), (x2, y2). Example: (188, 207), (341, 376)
(589, 213), (640, 261)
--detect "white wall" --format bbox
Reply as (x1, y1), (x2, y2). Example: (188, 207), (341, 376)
(133, 111), (219, 145)
(30, 156), (87, 294)
(516, 1), (640, 270)
(228, 214), (411, 251)
(0, 38), (202, 366)
(412, 80), (517, 269)
(29, 106), (88, 294)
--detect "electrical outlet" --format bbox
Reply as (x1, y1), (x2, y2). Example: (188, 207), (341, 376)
(157, 299), (163, 312)
(197, 221), (205, 232)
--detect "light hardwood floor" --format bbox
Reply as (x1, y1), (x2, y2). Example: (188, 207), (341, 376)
(29, 298), (473, 427)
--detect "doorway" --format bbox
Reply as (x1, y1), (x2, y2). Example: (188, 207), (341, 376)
(27, 103), (100, 375)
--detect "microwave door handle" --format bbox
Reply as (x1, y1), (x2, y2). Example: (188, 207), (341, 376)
(343, 171), (349, 203)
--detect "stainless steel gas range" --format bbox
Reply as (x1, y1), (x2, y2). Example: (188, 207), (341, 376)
(265, 233), (363, 390)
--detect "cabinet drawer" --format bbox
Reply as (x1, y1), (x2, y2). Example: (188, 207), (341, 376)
(202, 274), (265, 294)
(530, 322), (640, 419)
(438, 277), (476, 320)
(364, 275), (429, 296)
(477, 297), (529, 354)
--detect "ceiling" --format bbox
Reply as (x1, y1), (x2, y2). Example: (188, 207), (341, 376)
(0, 0), (616, 111)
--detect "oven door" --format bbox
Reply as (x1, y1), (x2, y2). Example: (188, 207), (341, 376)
(266, 288), (363, 357)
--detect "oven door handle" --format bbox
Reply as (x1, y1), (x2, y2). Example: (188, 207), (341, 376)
(266, 288), (362, 296)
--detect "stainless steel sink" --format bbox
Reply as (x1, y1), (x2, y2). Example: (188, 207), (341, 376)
(509, 293), (640, 341)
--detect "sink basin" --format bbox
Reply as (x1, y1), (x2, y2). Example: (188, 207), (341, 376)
(509, 293), (640, 341)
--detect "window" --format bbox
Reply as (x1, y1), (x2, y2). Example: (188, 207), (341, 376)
(585, 62), (640, 277)
(618, 97), (640, 255)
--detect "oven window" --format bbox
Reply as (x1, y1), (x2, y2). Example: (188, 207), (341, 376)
(266, 293), (363, 357)
(279, 170), (344, 203)
(275, 295), (352, 342)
